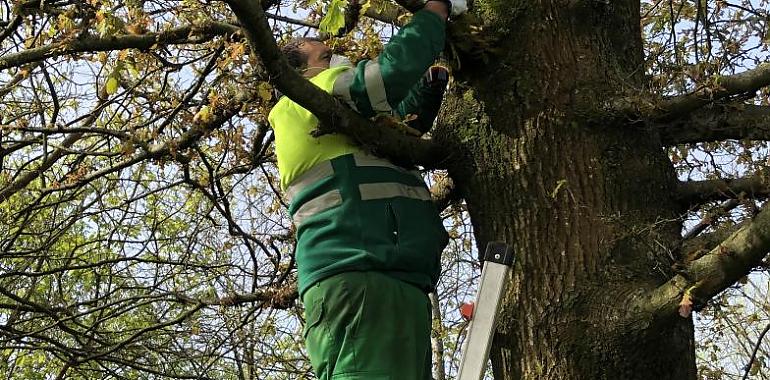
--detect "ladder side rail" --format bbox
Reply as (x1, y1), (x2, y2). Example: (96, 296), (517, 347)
(457, 242), (514, 380)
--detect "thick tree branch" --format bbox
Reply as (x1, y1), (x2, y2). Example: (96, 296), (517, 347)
(680, 222), (745, 267)
(365, 0), (409, 25)
(644, 200), (770, 320)
(430, 175), (461, 212)
(0, 21), (238, 71)
(602, 64), (770, 125)
(224, 0), (449, 169)
(678, 177), (770, 206)
(659, 104), (770, 145)
(391, 0), (426, 13)
(0, 14), (22, 45)
(654, 63), (770, 121)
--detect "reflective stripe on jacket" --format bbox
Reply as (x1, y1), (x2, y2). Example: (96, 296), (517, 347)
(331, 10), (446, 118)
(288, 153), (449, 296)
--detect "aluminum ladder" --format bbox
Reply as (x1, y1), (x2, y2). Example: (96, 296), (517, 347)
(457, 242), (514, 380)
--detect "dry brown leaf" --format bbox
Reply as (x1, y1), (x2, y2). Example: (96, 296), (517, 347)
(678, 290), (693, 318)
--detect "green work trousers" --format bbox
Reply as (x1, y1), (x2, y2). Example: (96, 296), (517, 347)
(302, 271), (432, 380)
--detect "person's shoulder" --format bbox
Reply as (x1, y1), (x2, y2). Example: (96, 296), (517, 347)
(412, 9), (446, 24)
(310, 66), (352, 84)
(270, 66), (354, 121)
(267, 95), (293, 122)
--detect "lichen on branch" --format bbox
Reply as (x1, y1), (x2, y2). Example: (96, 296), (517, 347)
(642, 200), (770, 321)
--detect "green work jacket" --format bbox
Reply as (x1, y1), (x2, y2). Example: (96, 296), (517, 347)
(268, 10), (449, 296)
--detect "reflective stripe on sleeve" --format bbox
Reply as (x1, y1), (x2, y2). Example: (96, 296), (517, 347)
(359, 182), (431, 201)
(285, 161), (335, 204)
(364, 61), (392, 113)
(332, 69), (359, 111)
(292, 190), (342, 227)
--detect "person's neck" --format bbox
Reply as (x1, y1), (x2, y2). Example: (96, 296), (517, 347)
(303, 67), (326, 78)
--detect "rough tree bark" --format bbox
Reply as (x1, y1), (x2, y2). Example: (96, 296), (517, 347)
(436, 1), (695, 378)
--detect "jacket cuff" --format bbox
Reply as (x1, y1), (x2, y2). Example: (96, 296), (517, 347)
(413, 9), (448, 31)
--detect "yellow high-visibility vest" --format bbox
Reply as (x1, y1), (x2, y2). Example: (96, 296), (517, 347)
(268, 66), (361, 190)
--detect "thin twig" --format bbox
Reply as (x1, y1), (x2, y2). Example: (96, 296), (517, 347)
(742, 323), (770, 380)
(682, 198), (741, 240)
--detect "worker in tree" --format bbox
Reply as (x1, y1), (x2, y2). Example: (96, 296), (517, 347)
(267, 1), (466, 379)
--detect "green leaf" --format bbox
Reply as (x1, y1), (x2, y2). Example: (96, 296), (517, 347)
(319, 0), (347, 35)
(360, 0), (371, 15)
(193, 105), (212, 124)
(127, 63), (139, 78)
(105, 76), (119, 95)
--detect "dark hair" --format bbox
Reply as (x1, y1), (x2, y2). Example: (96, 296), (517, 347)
(281, 37), (322, 71)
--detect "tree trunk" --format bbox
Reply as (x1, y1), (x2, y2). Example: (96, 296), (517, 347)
(437, 1), (698, 378)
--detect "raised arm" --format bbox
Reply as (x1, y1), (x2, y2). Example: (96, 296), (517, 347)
(332, 6), (447, 118)
(396, 66), (449, 134)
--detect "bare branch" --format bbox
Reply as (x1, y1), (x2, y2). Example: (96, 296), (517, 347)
(0, 14), (22, 46)
(659, 104), (770, 145)
(678, 176), (770, 206)
(0, 133), (84, 200)
(155, 44), (225, 135)
(73, 303), (205, 365)
(681, 222), (744, 265)
(0, 21), (238, 71)
(0, 96), (110, 203)
(173, 285), (298, 309)
(742, 324), (770, 380)
(643, 199), (770, 320)
(654, 63), (770, 121)
(224, 0), (450, 169)
(0, 64), (39, 99)
(265, 12), (319, 29)
(429, 292), (447, 380)
(36, 90), (255, 195)
(682, 198), (741, 240)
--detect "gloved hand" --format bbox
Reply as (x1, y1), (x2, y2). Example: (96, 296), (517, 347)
(424, 0), (468, 18)
(447, 0), (468, 17)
